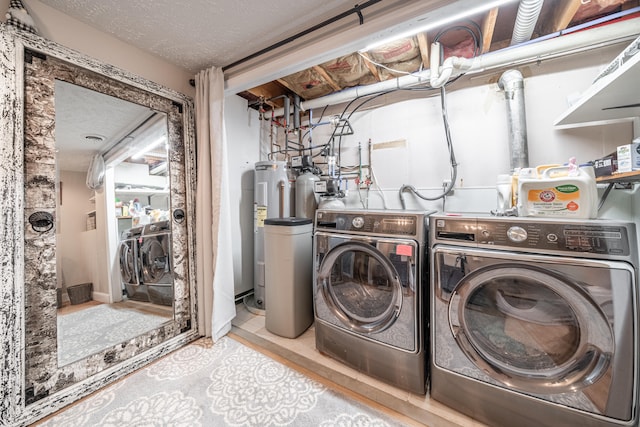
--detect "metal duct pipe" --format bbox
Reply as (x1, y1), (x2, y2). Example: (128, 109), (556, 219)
(511, 0), (545, 45)
(293, 93), (301, 130)
(498, 69), (529, 171)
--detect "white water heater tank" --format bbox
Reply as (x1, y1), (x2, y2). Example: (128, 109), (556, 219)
(253, 161), (291, 309)
(295, 171), (319, 219)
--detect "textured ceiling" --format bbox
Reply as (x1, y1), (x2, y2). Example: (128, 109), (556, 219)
(55, 81), (156, 172)
(38, 0), (356, 73)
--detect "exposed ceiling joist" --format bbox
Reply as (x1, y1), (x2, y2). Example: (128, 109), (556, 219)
(481, 7), (500, 53)
(359, 52), (382, 81)
(416, 32), (431, 70)
(548, 0), (583, 33)
(242, 0), (639, 111)
(313, 65), (342, 91)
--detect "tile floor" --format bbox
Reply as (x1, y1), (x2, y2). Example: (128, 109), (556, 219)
(231, 302), (487, 427)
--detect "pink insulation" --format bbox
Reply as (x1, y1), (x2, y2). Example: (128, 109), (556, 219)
(280, 68), (334, 100)
(319, 54), (377, 88)
(573, 0), (626, 23)
(442, 36), (477, 60)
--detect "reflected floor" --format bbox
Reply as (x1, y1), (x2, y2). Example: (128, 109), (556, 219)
(57, 300), (173, 366)
(231, 302), (486, 427)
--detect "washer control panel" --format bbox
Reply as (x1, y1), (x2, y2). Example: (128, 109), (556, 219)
(432, 215), (634, 256)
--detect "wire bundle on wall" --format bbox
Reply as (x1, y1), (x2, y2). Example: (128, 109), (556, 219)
(259, 21), (484, 210)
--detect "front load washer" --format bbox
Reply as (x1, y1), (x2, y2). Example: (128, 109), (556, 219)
(430, 214), (638, 427)
(314, 209), (434, 394)
(140, 220), (173, 306)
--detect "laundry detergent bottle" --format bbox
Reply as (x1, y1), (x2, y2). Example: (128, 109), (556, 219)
(517, 163), (598, 219)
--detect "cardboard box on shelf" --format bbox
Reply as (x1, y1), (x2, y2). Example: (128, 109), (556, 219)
(617, 143), (640, 173)
(593, 152), (618, 177)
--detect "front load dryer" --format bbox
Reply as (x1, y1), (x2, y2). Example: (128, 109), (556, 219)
(430, 214), (638, 427)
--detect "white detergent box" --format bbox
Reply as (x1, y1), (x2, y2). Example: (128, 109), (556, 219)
(616, 142), (640, 172)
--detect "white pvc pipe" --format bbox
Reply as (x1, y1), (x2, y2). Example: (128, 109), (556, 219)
(272, 17), (640, 116)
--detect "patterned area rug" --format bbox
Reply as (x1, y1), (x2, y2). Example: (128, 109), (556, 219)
(57, 303), (171, 366)
(39, 336), (407, 426)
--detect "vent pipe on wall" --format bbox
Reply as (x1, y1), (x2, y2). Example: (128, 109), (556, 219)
(498, 69), (529, 172)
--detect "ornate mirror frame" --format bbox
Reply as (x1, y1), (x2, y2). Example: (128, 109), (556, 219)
(0, 26), (199, 426)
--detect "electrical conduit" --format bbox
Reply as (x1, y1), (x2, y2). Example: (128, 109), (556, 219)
(511, 0), (545, 45)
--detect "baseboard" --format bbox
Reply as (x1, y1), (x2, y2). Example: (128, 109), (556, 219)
(92, 292), (110, 303)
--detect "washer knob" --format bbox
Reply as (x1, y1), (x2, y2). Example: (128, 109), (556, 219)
(507, 226), (527, 243)
(352, 216), (364, 229)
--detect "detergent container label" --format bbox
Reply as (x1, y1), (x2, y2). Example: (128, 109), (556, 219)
(526, 185), (581, 214)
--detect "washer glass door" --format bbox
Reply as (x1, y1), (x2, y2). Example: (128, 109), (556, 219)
(317, 237), (415, 334)
(118, 240), (138, 285)
(449, 263), (614, 394)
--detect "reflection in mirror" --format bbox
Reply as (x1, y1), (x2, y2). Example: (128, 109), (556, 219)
(54, 81), (174, 366)
(22, 48), (195, 405)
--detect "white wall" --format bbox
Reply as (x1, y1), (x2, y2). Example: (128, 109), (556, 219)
(1, 0), (194, 96)
(57, 170), (95, 289)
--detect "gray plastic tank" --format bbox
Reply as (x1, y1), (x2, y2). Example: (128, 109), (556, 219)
(263, 217), (313, 338)
(295, 170), (319, 219)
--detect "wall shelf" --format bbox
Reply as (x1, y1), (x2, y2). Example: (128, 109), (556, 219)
(115, 188), (169, 196)
(554, 36), (640, 128)
(596, 170), (640, 183)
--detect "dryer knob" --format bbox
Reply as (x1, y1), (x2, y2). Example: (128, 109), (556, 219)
(352, 217), (364, 229)
(507, 226), (527, 243)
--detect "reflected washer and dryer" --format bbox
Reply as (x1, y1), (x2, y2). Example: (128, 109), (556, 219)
(314, 209), (434, 394)
(430, 214), (638, 427)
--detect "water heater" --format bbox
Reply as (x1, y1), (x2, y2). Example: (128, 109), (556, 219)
(252, 161), (291, 310)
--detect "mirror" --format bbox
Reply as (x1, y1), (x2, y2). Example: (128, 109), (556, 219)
(54, 80), (174, 366)
(22, 48), (196, 404)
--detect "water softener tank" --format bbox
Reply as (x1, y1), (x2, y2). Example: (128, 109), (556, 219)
(252, 161), (291, 310)
(295, 170), (319, 219)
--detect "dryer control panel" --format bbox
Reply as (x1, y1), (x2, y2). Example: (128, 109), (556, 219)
(315, 209), (433, 241)
(431, 214), (636, 259)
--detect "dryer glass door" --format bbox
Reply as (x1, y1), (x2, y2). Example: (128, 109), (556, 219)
(317, 237), (415, 334)
(449, 263), (615, 395)
(141, 234), (171, 284)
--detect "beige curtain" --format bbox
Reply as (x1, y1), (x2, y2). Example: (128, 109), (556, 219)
(194, 67), (236, 340)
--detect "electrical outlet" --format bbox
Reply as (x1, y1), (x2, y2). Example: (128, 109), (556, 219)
(443, 179), (454, 195)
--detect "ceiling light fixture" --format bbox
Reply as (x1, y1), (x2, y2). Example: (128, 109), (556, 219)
(131, 137), (166, 160)
(361, 0), (519, 52)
